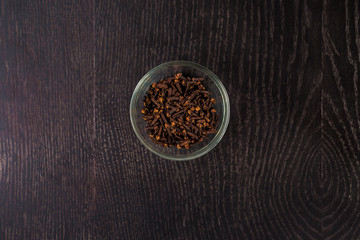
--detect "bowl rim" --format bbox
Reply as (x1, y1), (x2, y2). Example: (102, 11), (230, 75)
(129, 60), (230, 161)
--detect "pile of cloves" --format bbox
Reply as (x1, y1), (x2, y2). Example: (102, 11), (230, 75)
(142, 73), (218, 149)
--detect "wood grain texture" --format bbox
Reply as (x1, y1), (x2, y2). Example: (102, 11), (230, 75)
(0, 0), (95, 239)
(321, 0), (360, 239)
(1, 0), (360, 239)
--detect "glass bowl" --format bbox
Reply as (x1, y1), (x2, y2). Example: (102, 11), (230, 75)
(130, 61), (230, 161)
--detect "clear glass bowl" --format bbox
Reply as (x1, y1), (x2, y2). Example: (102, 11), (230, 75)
(130, 61), (230, 161)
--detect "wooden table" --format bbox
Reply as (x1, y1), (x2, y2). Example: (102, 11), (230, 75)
(1, 0), (359, 239)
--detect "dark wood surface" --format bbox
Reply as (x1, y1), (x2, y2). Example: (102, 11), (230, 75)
(1, 0), (360, 239)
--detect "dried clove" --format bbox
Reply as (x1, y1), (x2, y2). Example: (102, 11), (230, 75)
(142, 73), (219, 149)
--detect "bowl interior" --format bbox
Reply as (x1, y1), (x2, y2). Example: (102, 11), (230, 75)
(130, 61), (229, 160)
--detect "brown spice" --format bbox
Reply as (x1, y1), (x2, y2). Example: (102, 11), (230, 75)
(142, 73), (219, 149)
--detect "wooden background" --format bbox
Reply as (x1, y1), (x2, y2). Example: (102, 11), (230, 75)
(1, 0), (360, 239)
